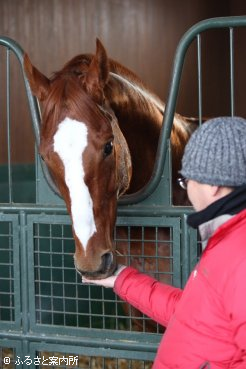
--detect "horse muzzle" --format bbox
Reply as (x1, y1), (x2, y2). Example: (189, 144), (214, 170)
(74, 251), (117, 280)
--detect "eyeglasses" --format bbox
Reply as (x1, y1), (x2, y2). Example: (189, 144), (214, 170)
(177, 177), (188, 190)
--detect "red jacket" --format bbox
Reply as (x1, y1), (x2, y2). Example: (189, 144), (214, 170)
(114, 209), (246, 369)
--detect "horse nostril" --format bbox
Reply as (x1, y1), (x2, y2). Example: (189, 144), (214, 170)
(101, 252), (113, 270)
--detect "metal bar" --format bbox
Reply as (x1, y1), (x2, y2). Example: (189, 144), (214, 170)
(197, 34), (203, 125)
(119, 15), (246, 205)
(19, 211), (29, 334)
(229, 27), (235, 116)
(29, 340), (157, 362)
(0, 37), (40, 145)
(0, 330), (160, 353)
(6, 48), (12, 203)
(0, 36), (61, 198)
(0, 202), (194, 217)
(180, 214), (189, 288)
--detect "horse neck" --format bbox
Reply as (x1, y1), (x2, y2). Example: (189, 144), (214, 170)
(105, 62), (195, 205)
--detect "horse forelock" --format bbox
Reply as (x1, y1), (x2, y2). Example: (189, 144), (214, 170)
(42, 73), (109, 135)
(60, 53), (92, 74)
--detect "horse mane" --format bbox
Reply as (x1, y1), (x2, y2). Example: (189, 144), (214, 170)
(43, 52), (193, 140)
(108, 60), (165, 114)
(61, 53), (165, 116)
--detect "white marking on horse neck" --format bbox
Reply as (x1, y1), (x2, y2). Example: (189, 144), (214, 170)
(53, 117), (96, 252)
(110, 72), (165, 113)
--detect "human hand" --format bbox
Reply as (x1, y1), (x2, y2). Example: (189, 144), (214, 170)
(82, 265), (126, 288)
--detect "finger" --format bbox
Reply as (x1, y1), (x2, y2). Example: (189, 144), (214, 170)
(81, 277), (94, 284)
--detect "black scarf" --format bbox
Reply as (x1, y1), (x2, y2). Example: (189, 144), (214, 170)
(187, 184), (246, 229)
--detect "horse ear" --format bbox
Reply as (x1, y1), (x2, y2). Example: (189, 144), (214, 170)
(84, 38), (109, 101)
(23, 54), (51, 101)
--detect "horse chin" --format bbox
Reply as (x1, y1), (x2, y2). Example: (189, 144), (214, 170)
(76, 262), (117, 281)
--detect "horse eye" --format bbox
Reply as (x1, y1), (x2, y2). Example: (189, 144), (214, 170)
(104, 141), (113, 156)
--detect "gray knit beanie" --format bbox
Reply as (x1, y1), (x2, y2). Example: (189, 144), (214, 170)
(180, 116), (246, 186)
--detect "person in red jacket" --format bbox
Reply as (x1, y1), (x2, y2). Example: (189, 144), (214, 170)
(83, 117), (246, 369)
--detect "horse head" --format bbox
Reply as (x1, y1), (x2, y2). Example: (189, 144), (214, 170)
(24, 39), (132, 279)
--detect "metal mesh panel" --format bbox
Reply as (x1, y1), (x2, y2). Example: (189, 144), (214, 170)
(115, 225), (173, 284)
(32, 221), (124, 330)
(0, 221), (14, 322)
(114, 224), (174, 333)
(28, 215), (180, 334)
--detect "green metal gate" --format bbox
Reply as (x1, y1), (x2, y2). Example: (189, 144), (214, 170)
(1, 16), (246, 369)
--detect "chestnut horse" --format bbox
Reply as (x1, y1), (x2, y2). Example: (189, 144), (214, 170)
(24, 39), (195, 283)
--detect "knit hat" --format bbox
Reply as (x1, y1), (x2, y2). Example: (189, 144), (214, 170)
(180, 116), (246, 187)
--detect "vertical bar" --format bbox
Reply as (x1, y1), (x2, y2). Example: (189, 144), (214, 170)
(229, 27), (235, 116)
(102, 283), (106, 330)
(180, 214), (190, 288)
(50, 223), (54, 326)
(197, 34), (203, 125)
(6, 48), (12, 203)
(61, 223), (65, 326)
(19, 212), (29, 335)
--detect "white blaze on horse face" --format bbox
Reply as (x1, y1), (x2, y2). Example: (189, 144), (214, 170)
(53, 117), (96, 252)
